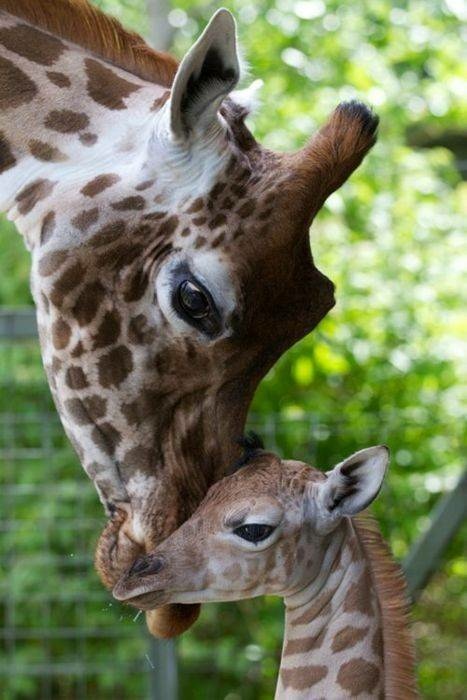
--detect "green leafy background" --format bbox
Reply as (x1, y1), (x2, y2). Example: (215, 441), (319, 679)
(0, 0), (465, 697)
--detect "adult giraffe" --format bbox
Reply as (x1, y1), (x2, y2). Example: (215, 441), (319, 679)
(0, 0), (378, 636)
(115, 441), (418, 698)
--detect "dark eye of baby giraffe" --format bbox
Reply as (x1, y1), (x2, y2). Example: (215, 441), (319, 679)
(178, 280), (211, 319)
(233, 524), (275, 543)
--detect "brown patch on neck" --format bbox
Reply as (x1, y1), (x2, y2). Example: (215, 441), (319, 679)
(0, 22), (66, 65)
(16, 178), (55, 215)
(84, 58), (141, 110)
(281, 664), (328, 691)
(354, 514), (418, 699)
(0, 0), (178, 87)
(343, 566), (373, 616)
(283, 628), (326, 656)
(0, 55), (38, 108)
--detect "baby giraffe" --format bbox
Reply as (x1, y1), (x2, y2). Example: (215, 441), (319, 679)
(114, 439), (417, 699)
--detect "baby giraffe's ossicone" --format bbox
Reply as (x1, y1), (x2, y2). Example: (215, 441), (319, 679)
(114, 443), (418, 699)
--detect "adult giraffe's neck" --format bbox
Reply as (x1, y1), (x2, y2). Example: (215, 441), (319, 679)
(278, 517), (417, 699)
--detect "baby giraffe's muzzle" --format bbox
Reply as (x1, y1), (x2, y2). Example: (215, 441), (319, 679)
(128, 554), (165, 577)
(112, 554), (168, 607)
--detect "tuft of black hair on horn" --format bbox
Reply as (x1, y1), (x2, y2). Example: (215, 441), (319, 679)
(230, 431), (265, 472)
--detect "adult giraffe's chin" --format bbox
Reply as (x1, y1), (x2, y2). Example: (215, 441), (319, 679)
(0, 0), (378, 636)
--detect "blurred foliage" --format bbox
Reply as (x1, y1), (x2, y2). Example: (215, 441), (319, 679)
(0, 0), (466, 698)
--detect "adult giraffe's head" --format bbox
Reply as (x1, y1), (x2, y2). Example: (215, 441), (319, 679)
(0, 1), (378, 635)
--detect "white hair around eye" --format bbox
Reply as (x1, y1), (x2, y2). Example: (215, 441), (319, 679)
(155, 250), (238, 341)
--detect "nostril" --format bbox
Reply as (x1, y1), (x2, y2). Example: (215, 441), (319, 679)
(129, 555), (164, 577)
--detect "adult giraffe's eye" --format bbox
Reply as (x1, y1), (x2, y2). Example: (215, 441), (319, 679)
(233, 524), (275, 543)
(178, 280), (211, 319)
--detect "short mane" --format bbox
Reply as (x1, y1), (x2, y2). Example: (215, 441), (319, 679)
(355, 514), (419, 699)
(0, 0), (178, 86)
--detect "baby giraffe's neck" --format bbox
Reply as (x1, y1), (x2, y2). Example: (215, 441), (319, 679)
(277, 517), (417, 699)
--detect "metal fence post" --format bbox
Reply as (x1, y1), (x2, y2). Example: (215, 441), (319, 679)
(403, 470), (467, 599)
(148, 637), (178, 700)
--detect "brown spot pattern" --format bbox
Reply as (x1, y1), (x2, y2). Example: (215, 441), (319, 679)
(52, 318), (71, 350)
(93, 310), (121, 349)
(128, 315), (156, 345)
(65, 398), (93, 425)
(186, 197), (204, 214)
(192, 216), (206, 226)
(0, 24), (65, 66)
(71, 342), (85, 358)
(292, 589), (333, 626)
(92, 220), (126, 247)
(0, 131), (16, 173)
(237, 200), (255, 218)
(209, 213), (226, 229)
(96, 243), (143, 271)
(135, 179), (155, 192)
(343, 568), (373, 616)
(85, 58), (141, 110)
(81, 174), (120, 198)
(112, 196), (145, 211)
(38, 250), (68, 277)
(51, 356), (62, 375)
(82, 395), (107, 421)
(65, 366), (88, 390)
(158, 215), (179, 237)
(91, 423), (121, 457)
(283, 630), (325, 656)
(47, 71), (71, 88)
(281, 664), (327, 690)
(151, 92), (170, 111)
(123, 270), (149, 303)
(122, 446), (153, 472)
(337, 658), (380, 695)
(72, 282), (106, 326)
(40, 212), (56, 246)
(16, 179), (55, 216)
(29, 140), (67, 162)
(79, 133), (98, 146)
(50, 261), (85, 307)
(331, 625), (369, 653)
(45, 110), (89, 134)
(72, 208), (99, 232)
(97, 345), (133, 388)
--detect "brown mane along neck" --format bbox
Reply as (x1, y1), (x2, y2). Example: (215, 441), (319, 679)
(0, 0), (178, 86)
(354, 514), (418, 699)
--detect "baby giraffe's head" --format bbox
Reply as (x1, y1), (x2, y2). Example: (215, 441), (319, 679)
(113, 441), (389, 609)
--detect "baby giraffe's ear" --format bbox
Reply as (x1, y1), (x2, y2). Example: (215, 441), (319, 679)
(316, 446), (389, 528)
(169, 8), (240, 138)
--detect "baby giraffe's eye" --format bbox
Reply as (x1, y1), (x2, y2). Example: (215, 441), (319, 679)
(233, 523), (275, 543)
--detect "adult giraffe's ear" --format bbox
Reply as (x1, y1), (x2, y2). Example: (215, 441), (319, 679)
(316, 446), (389, 528)
(169, 8), (240, 138)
